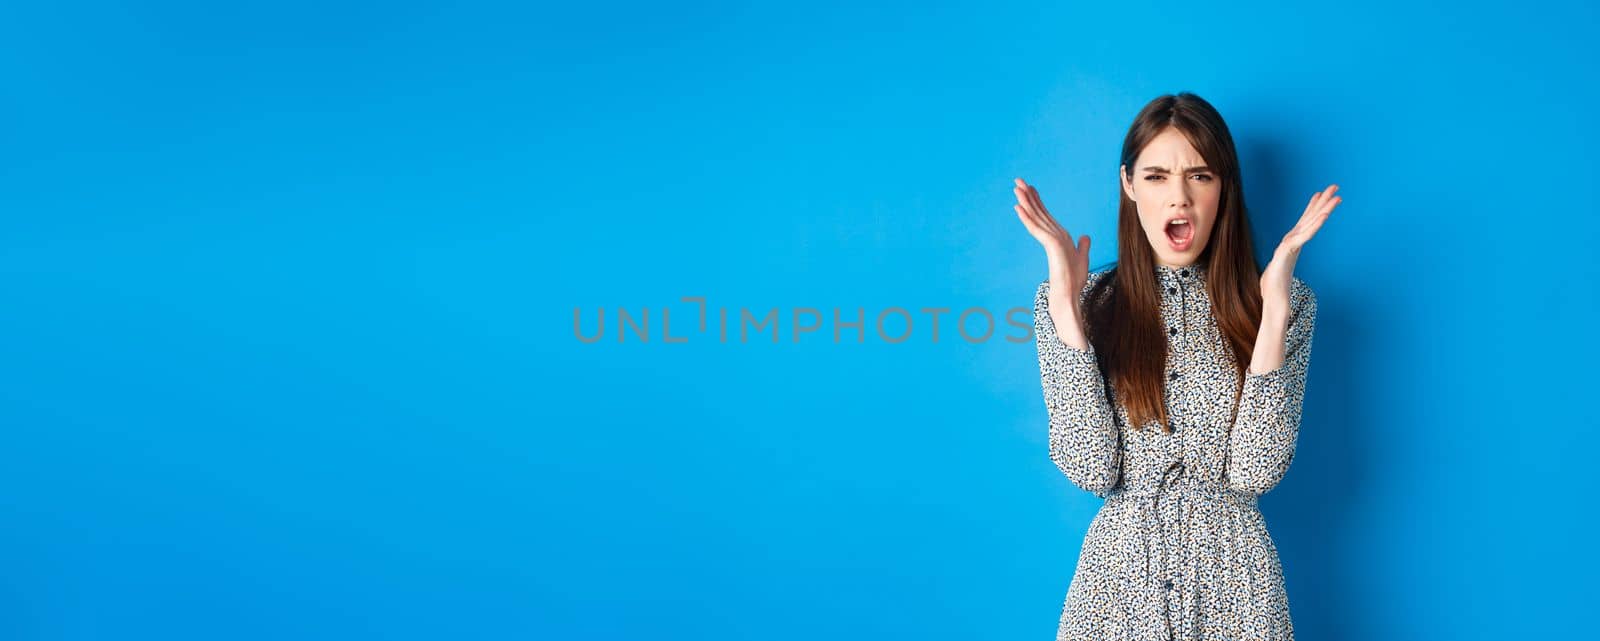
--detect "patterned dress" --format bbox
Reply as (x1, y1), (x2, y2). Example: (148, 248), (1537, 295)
(1033, 260), (1317, 641)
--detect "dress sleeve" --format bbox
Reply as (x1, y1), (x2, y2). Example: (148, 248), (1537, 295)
(1225, 277), (1318, 496)
(1034, 276), (1121, 498)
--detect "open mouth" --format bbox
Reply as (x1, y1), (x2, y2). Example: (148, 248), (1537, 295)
(1165, 218), (1194, 247)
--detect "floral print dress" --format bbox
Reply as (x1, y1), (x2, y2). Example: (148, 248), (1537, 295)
(1033, 260), (1318, 641)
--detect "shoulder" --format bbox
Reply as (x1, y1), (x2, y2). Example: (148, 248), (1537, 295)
(1086, 265), (1115, 290)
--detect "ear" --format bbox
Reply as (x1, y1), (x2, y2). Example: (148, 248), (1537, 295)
(1120, 164), (1136, 202)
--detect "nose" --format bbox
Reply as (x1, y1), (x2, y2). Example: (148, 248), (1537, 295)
(1170, 177), (1192, 208)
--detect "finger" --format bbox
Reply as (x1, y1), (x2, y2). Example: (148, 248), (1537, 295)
(1014, 187), (1045, 227)
(1294, 207), (1333, 244)
(1017, 203), (1055, 240)
(1307, 196), (1337, 225)
(1027, 184), (1070, 236)
(1020, 189), (1061, 238)
(1321, 194), (1342, 216)
(1014, 186), (1037, 217)
(1017, 207), (1054, 243)
(1292, 221), (1325, 248)
(1305, 199), (1326, 225)
(1288, 212), (1315, 241)
(1301, 192), (1324, 222)
(1024, 183), (1048, 221)
(1011, 179), (1036, 212)
(1316, 185), (1339, 213)
(1291, 202), (1316, 234)
(1014, 184), (1036, 210)
(1304, 188), (1333, 222)
(1015, 204), (1041, 234)
(1023, 183), (1049, 220)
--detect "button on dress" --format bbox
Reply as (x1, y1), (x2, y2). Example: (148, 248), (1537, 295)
(1033, 260), (1318, 641)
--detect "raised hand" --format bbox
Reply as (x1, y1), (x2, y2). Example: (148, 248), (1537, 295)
(1014, 177), (1094, 350)
(1013, 177), (1090, 301)
(1261, 184), (1341, 306)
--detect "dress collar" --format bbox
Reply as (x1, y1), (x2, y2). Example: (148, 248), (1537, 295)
(1154, 259), (1208, 285)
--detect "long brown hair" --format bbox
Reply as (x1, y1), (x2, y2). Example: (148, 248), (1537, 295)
(1082, 92), (1264, 433)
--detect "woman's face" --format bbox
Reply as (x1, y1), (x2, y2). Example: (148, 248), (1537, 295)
(1120, 127), (1221, 268)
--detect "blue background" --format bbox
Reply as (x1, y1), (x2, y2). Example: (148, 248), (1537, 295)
(2, 1), (1594, 639)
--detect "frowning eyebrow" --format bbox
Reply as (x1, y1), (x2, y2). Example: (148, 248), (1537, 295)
(1141, 165), (1213, 174)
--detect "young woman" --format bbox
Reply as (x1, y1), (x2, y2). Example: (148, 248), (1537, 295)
(1012, 92), (1340, 641)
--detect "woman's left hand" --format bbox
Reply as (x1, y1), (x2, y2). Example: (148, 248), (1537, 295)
(1261, 184), (1341, 307)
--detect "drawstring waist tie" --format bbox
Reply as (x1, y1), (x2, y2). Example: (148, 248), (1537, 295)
(1103, 462), (1259, 640)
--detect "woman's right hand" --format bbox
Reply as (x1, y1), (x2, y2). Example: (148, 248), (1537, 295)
(1013, 177), (1090, 302)
(1013, 177), (1092, 349)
